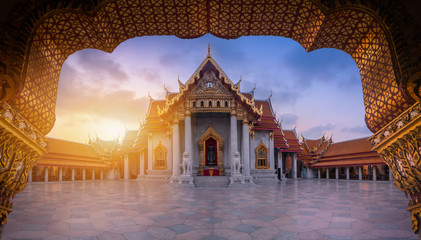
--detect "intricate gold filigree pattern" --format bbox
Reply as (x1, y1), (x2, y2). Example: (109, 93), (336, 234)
(410, 206), (421, 234)
(0, 128), (41, 224)
(6, 0), (412, 134)
(371, 101), (421, 233)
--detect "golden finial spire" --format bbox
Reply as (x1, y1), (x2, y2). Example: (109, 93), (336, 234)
(207, 43), (211, 58)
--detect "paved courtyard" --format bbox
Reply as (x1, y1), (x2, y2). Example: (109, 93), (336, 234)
(3, 179), (418, 240)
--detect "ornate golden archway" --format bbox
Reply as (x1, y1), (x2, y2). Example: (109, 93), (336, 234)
(0, 0), (417, 134)
(0, 0), (420, 235)
(198, 123), (225, 176)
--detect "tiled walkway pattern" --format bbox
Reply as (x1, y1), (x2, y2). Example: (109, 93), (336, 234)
(4, 179), (418, 240)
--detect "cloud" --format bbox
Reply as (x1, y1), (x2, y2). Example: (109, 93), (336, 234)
(341, 125), (372, 135)
(303, 124), (335, 139)
(57, 64), (149, 123)
(280, 114), (298, 128)
(74, 49), (129, 83)
(159, 53), (183, 67)
(279, 47), (360, 91)
(136, 68), (162, 84)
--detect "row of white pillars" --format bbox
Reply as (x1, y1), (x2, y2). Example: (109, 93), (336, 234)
(37, 167), (104, 182)
(316, 166), (392, 181)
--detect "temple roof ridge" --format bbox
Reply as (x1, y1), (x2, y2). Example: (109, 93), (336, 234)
(47, 136), (91, 146)
(157, 50), (263, 118)
(330, 136), (370, 144)
(242, 83), (256, 96)
(254, 97), (275, 118)
(184, 51), (236, 87)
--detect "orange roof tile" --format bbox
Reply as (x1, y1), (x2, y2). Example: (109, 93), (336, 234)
(38, 138), (110, 168)
(304, 138), (324, 152)
(299, 137), (384, 168)
(322, 138), (373, 157)
(46, 138), (98, 158)
(281, 130), (302, 152)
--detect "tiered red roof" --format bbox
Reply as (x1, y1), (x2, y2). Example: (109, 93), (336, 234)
(281, 129), (302, 152)
(157, 54), (263, 119)
(119, 130), (139, 152)
(299, 135), (332, 166)
(38, 138), (110, 168)
(309, 138), (384, 168)
(253, 99), (279, 131)
(143, 99), (168, 131)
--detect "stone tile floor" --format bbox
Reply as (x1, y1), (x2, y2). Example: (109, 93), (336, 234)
(3, 179), (418, 240)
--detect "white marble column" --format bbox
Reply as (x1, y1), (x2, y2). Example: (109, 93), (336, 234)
(124, 153), (129, 180)
(335, 167), (339, 179)
(372, 165), (376, 181)
(346, 167), (350, 180)
(148, 133), (153, 171)
(44, 167), (49, 182)
(269, 132), (275, 170)
(292, 153), (297, 179)
(101, 170), (104, 180)
(242, 120), (250, 176)
(59, 168), (63, 182)
(138, 151), (145, 178)
(92, 169), (95, 180)
(28, 168), (32, 182)
(71, 169), (75, 181)
(108, 169), (114, 180)
(172, 121), (180, 177)
(277, 151), (283, 179)
(326, 168), (329, 179)
(184, 113), (192, 159)
(389, 166), (393, 181)
(306, 167), (312, 178)
(358, 167), (362, 180)
(318, 168), (321, 179)
(230, 113), (238, 171)
(82, 169), (86, 181)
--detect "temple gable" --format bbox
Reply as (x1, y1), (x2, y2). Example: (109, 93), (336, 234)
(188, 71), (232, 98)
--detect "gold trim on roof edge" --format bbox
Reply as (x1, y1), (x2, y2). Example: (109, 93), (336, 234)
(157, 55), (263, 118)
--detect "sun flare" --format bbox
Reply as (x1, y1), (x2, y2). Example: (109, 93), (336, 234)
(91, 120), (126, 141)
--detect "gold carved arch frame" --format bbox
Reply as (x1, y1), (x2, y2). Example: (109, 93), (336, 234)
(198, 124), (225, 176)
(9, 0), (412, 135)
(0, 0), (420, 234)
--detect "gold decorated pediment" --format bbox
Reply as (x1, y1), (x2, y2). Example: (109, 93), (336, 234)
(189, 71), (231, 98)
(198, 123), (224, 149)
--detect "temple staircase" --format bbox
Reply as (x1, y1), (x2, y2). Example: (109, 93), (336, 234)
(193, 176), (230, 188)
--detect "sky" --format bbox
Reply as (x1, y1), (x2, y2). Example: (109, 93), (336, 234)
(47, 34), (373, 143)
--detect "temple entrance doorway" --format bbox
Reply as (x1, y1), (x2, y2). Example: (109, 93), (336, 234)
(198, 124), (225, 176)
(205, 137), (218, 176)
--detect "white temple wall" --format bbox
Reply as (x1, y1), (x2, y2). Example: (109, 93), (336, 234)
(250, 130), (271, 170)
(151, 131), (172, 171)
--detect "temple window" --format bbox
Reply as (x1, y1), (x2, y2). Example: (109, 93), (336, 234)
(193, 101), (196, 107)
(201, 101), (204, 107)
(209, 100), (212, 107)
(154, 143), (167, 170)
(225, 101), (228, 107)
(255, 141), (269, 169)
(217, 101), (220, 107)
